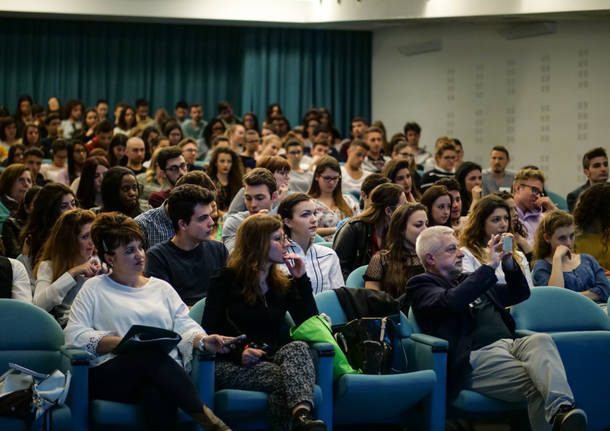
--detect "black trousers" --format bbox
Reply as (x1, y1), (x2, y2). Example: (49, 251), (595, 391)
(89, 349), (203, 430)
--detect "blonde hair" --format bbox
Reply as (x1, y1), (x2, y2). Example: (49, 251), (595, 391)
(514, 168), (545, 185)
(145, 148), (163, 184)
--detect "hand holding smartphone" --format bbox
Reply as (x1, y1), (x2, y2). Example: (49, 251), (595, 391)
(222, 334), (247, 348)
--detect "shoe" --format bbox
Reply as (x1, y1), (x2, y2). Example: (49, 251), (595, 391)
(292, 407), (326, 431)
(552, 405), (587, 431)
(191, 404), (232, 431)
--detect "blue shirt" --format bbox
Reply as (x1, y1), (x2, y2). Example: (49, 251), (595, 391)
(532, 254), (610, 301)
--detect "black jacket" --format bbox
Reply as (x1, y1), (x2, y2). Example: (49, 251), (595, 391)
(406, 260), (530, 398)
(333, 219), (374, 280)
(566, 181), (589, 213)
(202, 268), (318, 361)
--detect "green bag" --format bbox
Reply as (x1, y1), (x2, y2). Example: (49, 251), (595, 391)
(290, 315), (361, 380)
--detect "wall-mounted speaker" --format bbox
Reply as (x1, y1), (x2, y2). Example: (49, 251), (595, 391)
(397, 39), (443, 56)
(498, 22), (557, 40)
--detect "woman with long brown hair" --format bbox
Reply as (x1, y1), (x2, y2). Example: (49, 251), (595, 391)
(33, 209), (101, 326)
(364, 203), (427, 299)
(307, 156), (358, 239)
(206, 147), (244, 212)
(459, 195), (533, 286)
(203, 213), (324, 431)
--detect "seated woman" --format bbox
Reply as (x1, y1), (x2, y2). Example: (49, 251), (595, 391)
(382, 158), (420, 202)
(1, 185), (40, 258)
(573, 183), (610, 274)
(113, 105), (136, 136)
(278, 193), (344, 294)
(494, 190), (534, 263)
(460, 195), (533, 287)
(333, 183), (406, 281)
(307, 156), (359, 240)
(206, 147), (244, 212)
(66, 140), (88, 185)
(227, 155), (291, 215)
(435, 178), (465, 234)
(455, 161), (483, 216)
(202, 213), (324, 431)
(136, 148), (166, 200)
(99, 166), (149, 218)
(420, 184), (452, 227)
(532, 209), (610, 302)
(0, 163), (33, 231)
(108, 134), (127, 167)
(21, 183), (77, 272)
(2, 143), (25, 167)
(75, 156), (109, 210)
(33, 209), (102, 327)
(364, 202), (427, 299)
(64, 212), (231, 431)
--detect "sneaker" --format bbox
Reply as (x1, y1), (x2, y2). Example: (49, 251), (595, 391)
(292, 407), (326, 431)
(552, 405), (587, 431)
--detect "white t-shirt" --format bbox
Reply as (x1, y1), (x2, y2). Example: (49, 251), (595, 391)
(64, 275), (205, 367)
(340, 166), (372, 195)
(9, 258), (32, 303)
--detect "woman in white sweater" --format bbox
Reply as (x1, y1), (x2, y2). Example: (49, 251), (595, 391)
(64, 212), (231, 431)
(458, 195), (533, 287)
(33, 209), (102, 327)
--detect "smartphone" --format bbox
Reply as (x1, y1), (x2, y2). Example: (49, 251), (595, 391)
(223, 334), (247, 348)
(502, 236), (513, 253)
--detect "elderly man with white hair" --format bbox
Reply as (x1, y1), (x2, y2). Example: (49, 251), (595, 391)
(406, 226), (586, 431)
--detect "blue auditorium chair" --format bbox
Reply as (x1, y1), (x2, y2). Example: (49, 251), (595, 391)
(0, 299), (75, 431)
(189, 298), (334, 430)
(345, 265), (367, 288)
(407, 308), (528, 429)
(314, 290), (441, 431)
(511, 286), (610, 431)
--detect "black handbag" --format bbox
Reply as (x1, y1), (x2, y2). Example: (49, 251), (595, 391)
(333, 315), (405, 374)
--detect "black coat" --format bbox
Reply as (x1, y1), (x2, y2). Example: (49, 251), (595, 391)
(406, 261), (530, 398)
(333, 219), (374, 280)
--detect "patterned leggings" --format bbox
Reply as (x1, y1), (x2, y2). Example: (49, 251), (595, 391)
(215, 341), (316, 431)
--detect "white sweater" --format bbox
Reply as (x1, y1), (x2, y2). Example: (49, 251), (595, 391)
(64, 275), (205, 367)
(460, 247), (534, 288)
(9, 258), (32, 303)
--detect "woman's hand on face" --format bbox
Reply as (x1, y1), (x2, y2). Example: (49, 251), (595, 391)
(241, 347), (266, 366)
(471, 185), (482, 201)
(278, 182), (289, 197)
(283, 252), (306, 278)
(553, 244), (571, 262)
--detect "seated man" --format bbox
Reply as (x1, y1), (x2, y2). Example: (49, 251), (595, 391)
(407, 226), (586, 431)
(513, 168), (556, 246)
(222, 168), (277, 253)
(148, 146), (188, 208)
(145, 185), (227, 306)
(136, 170), (216, 249)
(566, 147), (608, 213)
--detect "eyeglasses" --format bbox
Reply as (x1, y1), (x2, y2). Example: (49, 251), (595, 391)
(165, 163), (187, 174)
(519, 183), (544, 196)
(182, 148), (197, 153)
(441, 155), (457, 160)
(320, 175), (341, 182)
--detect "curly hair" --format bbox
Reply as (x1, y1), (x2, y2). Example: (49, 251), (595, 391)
(573, 183), (610, 254)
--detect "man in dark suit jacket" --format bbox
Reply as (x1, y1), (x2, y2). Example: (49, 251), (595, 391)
(407, 226), (586, 431)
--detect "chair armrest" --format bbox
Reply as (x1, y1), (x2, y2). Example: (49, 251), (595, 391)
(408, 333), (449, 352)
(402, 335), (448, 431)
(308, 342), (334, 426)
(192, 349), (216, 408)
(310, 342), (335, 357)
(60, 346), (93, 365)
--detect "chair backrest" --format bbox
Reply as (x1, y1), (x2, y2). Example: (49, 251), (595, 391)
(314, 234), (325, 243)
(345, 265), (367, 288)
(406, 308), (422, 333)
(511, 286), (610, 332)
(0, 299), (65, 373)
(318, 241), (334, 249)
(546, 190), (568, 211)
(189, 297), (206, 323)
(315, 289), (412, 337)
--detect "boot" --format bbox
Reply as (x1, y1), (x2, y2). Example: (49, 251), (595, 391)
(292, 406), (326, 431)
(191, 404), (232, 431)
